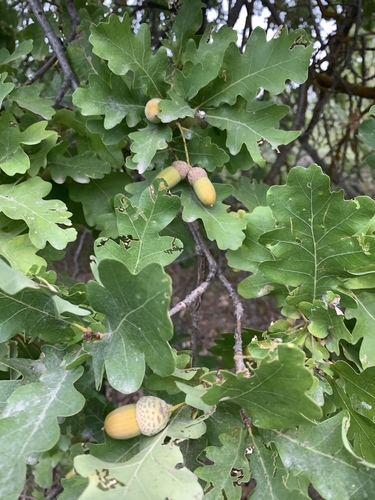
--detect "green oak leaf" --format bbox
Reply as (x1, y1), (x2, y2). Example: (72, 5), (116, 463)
(198, 27), (313, 107)
(0, 39), (33, 65)
(174, 24), (237, 100)
(0, 346), (85, 500)
(299, 299), (352, 354)
(333, 361), (375, 423)
(173, 134), (229, 172)
(238, 271), (286, 299)
(234, 177), (269, 211)
(358, 106), (375, 169)
(0, 113), (56, 175)
(87, 259), (175, 393)
(205, 99), (300, 165)
(93, 184), (183, 273)
(202, 344), (322, 429)
(48, 146), (111, 184)
(226, 207), (275, 272)
(52, 109), (126, 168)
(10, 83), (55, 119)
(259, 164), (375, 303)
(346, 292), (375, 368)
(90, 13), (168, 96)
(73, 73), (144, 129)
(273, 412), (375, 500)
(158, 91), (195, 122)
(195, 429), (251, 499)
(0, 225), (46, 274)
(0, 279), (85, 343)
(0, 258), (39, 295)
(70, 172), (130, 228)
(0, 112), (30, 175)
(333, 383), (375, 464)
(180, 184), (247, 250)
(74, 427), (204, 500)
(249, 434), (309, 500)
(0, 72), (15, 106)
(0, 177), (77, 249)
(165, 0), (205, 66)
(128, 124), (172, 174)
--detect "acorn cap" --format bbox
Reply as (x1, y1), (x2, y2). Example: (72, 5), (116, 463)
(172, 160), (191, 180)
(187, 167), (208, 186)
(135, 396), (172, 436)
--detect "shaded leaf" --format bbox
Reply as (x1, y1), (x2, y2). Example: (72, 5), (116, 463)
(205, 99), (299, 165)
(94, 183), (183, 273)
(87, 260), (175, 393)
(165, 0), (205, 66)
(173, 134), (229, 172)
(199, 27), (313, 106)
(127, 124), (172, 174)
(273, 412), (375, 500)
(202, 344), (322, 429)
(174, 24), (237, 100)
(0, 72), (15, 106)
(226, 207), (275, 272)
(10, 84), (55, 119)
(73, 73), (144, 129)
(249, 434), (308, 499)
(70, 172), (130, 228)
(180, 184), (247, 250)
(333, 361), (375, 422)
(90, 13), (168, 96)
(346, 292), (375, 368)
(333, 381), (375, 464)
(48, 146), (111, 184)
(195, 429), (251, 500)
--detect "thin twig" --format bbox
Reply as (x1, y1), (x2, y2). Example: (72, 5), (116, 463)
(169, 222), (217, 316)
(27, 0), (79, 98)
(24, 55), (58, 86)
(217, 270), (247, 373)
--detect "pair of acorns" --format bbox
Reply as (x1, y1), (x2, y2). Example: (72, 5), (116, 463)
(154, 160), (217, 206)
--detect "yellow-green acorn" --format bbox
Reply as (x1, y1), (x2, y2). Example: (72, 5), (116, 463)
(188, 167), (217, 206)
(145, 98), (162, 123)
(154, 160), (191, 189)
(104, 396), (172, 440)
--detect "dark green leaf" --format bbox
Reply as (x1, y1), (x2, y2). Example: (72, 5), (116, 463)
(87, 259), (175, 393)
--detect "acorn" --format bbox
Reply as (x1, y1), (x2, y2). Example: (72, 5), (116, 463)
(154, 160), (191, 189)
(145, 98), (162, 123)
(104, 396), (172, 440)
(188, 167), (217, 206)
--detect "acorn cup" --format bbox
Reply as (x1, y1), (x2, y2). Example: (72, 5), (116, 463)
(188, 167), (217, 206)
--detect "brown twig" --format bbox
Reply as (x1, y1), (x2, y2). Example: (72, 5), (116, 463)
(217, 270), (247, 373)
(169, 221), (217, 316)
(27, 0), (79, 101)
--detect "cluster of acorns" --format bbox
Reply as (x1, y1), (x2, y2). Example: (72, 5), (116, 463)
(145, 98), (217, 207)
